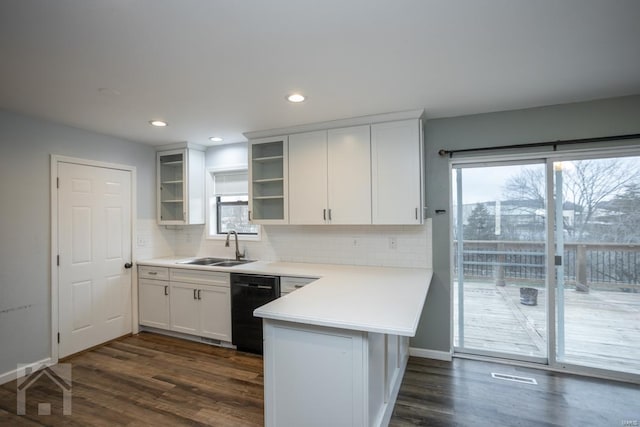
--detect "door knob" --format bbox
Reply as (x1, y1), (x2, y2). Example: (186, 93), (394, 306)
(124, 262), (133, 269)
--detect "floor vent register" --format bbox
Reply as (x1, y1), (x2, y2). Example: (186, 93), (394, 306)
(490, 372), (538, 385)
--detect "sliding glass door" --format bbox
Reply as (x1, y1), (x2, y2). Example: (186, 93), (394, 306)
(552, 155), (640, 376)
(453, 152), (640, 378)
(452, 161), (548, 363)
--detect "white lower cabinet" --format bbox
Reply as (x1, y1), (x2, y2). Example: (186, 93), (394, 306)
(169, 269), (232, 342)
(138, 266), (231, 343)
(198, 285), (232, 341)
(138, 278), (170, 329)
(263, 319), (409, 427)
(169, 281), (200, 335)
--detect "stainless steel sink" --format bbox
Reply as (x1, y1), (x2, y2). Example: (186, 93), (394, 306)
(212, 260), (253, 267)
(177, 257), (255, 267)
(177, 257), (228, 265)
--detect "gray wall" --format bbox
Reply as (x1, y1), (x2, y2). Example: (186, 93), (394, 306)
(0, 109), (155, 375)
(412, 94), (640, 351)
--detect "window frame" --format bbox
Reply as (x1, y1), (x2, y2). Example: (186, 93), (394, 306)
(206, 166), (261, 241)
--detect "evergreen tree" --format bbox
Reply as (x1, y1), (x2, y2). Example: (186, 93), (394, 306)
(464, 203), (495, 240)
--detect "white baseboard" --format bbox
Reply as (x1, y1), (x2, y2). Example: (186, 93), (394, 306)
(409, 347), (452, 361)
(0, 357), (54, 385)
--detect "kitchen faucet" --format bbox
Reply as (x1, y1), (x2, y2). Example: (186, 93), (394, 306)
(225, 230), (245, 260)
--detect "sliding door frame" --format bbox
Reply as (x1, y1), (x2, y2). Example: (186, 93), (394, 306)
(450, 144), (640, 384)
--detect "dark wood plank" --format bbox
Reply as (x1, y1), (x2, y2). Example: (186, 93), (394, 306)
(1, 332), (638, 426)
(391, 357), (640, 426)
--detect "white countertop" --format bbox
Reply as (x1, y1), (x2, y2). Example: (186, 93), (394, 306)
(137, 257), (432, 337)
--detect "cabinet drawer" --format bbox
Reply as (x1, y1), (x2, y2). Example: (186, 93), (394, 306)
(170, 268), (230, 287)
(280, 276), (317, 295)
(139, 266), (169, 280)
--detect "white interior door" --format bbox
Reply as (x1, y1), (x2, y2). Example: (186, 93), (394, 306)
(58, 162), (132, 358)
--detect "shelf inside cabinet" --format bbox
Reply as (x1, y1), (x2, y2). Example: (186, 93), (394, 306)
(162, 200), (184, 203)
(253, 155), (284, 163)
(253, 195), (284, 200)
(161, 160), (183, 166)
(253, 178), (284, 183)
(162, 180), (183, 184)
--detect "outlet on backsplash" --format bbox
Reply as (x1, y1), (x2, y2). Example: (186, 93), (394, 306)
(389, 237), (397, 250)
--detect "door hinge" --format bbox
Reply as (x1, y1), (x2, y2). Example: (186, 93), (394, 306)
(57, 255), (60, 266)
(57, 332), (60, 344)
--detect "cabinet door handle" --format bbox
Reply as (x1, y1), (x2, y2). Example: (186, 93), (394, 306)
(164, 285), (168, 296)
(415, 207), (418, 220)
(193, 289), (197, 300)
(148, 271), (158, 276)
(197, 289), (202, 300)
(323, 209), (326, 220)
(328, 209), (332, 221)
(248, 210), (252, 221)
(294, 284), (304, 289)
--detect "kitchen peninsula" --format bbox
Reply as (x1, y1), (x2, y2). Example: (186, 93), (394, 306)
(252, 263), (431, 427)
(137, 259), (432, 427)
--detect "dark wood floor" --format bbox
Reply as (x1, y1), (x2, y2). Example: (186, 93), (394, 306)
(391, 357), (640, 427)
(1, 332), (638, 426)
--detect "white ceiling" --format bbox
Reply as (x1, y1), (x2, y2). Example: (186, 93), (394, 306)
(1, 0), (639, 147)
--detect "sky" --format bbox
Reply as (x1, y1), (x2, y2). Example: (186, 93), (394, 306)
(452, 164), (543, 204)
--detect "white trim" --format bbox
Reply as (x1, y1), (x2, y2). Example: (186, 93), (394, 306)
(244, 109), (425, 139)
(409, 347), (453, 361)
(0, 358), (54, 385)
(205, 165), (261, 241)
(50, 155), (138, 364)
(545, 159), (557, 367)
(155, 141), (206, 152)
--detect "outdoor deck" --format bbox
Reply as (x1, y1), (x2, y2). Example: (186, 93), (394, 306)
(453, 281), (640, 376)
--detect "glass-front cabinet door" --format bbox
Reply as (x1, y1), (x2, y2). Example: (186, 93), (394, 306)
(158, 150), (186, 223)
(157, 147), (205, 225)
(248, 136), (288, 224)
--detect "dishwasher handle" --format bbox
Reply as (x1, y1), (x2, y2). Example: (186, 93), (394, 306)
(234, 283), (274, 290)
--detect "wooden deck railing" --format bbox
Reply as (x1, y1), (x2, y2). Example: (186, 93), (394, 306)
(453, 240), (640, 291)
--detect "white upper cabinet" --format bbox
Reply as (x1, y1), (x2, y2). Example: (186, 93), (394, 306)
(371, 119), (424, 224)
(289, 126), (371, 224)
(327, 125), (372, 224)
(289, 130), (328, 224)
(246, 109), (424, 226)
(248, 136), (288, 224)
(157, 147), (205, 225)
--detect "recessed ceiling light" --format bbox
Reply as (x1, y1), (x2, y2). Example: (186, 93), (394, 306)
(286, 93), (306, 103)
(149, 120), (168, 127)
(209, 136), (223, 142)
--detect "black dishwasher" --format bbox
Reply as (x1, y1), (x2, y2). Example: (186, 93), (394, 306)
(230, 273), (280, 354)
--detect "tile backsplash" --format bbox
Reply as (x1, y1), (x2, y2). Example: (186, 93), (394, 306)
(140, 219), (433, 269)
